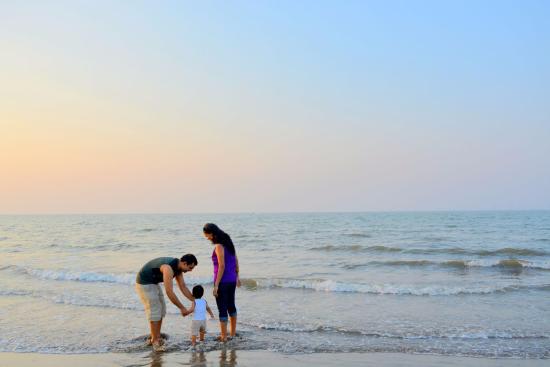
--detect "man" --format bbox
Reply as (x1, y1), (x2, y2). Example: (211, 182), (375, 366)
(135, 254), (198, 351)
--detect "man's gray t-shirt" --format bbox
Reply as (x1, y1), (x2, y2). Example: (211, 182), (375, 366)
(136, 257), (181, 285)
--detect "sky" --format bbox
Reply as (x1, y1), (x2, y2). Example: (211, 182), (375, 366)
(1, 0), (549, 213)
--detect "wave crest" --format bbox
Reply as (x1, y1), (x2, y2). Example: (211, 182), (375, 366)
(244, 321), (550, 340)
(247, 278), (550, 296)
(3, 265), (550, 296)
(311, 245), (550, 257)
(345, 259), (550, 271)
(1, 265), (212, 286)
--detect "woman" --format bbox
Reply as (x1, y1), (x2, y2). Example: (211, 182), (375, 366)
(203, 223), (240, 341)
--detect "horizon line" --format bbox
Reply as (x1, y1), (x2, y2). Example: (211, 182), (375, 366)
(1, 209), (549, 216)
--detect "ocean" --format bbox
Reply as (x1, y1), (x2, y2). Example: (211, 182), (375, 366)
(0, 211), (549, 358)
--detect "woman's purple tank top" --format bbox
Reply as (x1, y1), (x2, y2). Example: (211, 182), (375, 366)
(212, 246), (237, 283)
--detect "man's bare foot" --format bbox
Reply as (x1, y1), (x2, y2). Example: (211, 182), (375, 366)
(147, 337), (166, 346)
(216, 335), (227, 342)
(152, 341), (166, 352)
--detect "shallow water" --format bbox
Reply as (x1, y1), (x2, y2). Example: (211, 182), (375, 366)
(0, 212), (549, 358)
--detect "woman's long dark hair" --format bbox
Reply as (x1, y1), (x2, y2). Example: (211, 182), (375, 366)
(203, 223), (236, 255)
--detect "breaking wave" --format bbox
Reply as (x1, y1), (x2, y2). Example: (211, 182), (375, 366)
(3, 265), (550, 296)
(244, 321), (550, 340)
(241, 278), (550, 296)
(0, 265), (212, 286)
(343, 259), (550, 271)
(311, 245), (550, 257)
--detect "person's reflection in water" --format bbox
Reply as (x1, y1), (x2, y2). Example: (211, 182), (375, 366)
(219, 348), (237, 367)
(190, 350), (207, 367)
(148, 351), (164, 367)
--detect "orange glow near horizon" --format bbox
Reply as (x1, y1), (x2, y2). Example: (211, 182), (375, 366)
(1, 1), (549, 213)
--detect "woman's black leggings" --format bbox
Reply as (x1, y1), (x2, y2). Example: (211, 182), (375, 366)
(216, 282), (237, 322)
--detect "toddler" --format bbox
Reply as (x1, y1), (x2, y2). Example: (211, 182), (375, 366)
(190, 285), (215, 346)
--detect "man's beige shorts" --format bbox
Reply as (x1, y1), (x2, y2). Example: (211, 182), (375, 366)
(191, 320), (207, 336)
(135, 283), (166, 322)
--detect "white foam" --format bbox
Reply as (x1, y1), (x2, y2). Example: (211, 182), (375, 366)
(522, 260), (550, 270)
(464, 259), (550, 270)
(243, 321), (550, 340)
(26, 268), (137, 284)
(0, 289), (32, 297)
(6, 265), (213, 286)
(253, 278), (533, 296)
(51, 294), (142, 310)
(5, 265), (550, 296)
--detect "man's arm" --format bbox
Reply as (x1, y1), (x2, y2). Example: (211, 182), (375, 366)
(160, 264), (189, 315)
(175, 273), (194, 301)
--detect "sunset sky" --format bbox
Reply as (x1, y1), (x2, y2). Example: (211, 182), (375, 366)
(1, 1), (549, 213)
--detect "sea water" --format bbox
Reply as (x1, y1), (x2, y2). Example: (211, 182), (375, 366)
(0, 212), (549, 358)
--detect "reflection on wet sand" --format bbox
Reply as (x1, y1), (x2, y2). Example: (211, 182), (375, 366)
(149, 351), (164, 367)
(144, 348), (238, 367)
(219, 348), (237, 367)
(189, 350), (206, 367)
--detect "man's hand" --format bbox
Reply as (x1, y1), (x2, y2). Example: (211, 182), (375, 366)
(180, 306), (195, 317)
(182, 301), (195, 317)
(237, 278), (241, 288)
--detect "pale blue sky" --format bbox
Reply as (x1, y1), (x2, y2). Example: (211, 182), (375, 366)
(1, 1), (549, 213)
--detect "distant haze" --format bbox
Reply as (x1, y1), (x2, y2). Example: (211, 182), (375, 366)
(1, 1), (549, 213)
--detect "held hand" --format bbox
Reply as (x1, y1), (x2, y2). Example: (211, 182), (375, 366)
(237, 278), (241, 288)
(180, 308), (188, 317)
(213, 286), (218, 298)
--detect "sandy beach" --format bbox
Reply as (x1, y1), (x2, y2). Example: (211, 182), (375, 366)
(1, 351), (548, 367)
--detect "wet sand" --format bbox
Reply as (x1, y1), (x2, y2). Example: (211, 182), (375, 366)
(1, 351), (547, 367)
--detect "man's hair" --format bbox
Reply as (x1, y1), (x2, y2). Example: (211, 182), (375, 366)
(192, 285), (204, 299)
(180, 253), (198, 266)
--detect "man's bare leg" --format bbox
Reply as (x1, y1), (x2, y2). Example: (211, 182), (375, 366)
(159, 318), (164, 343)
(150, 319), (162, 344)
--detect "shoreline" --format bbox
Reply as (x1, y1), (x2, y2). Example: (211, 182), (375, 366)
(1, 351), (548, 367)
